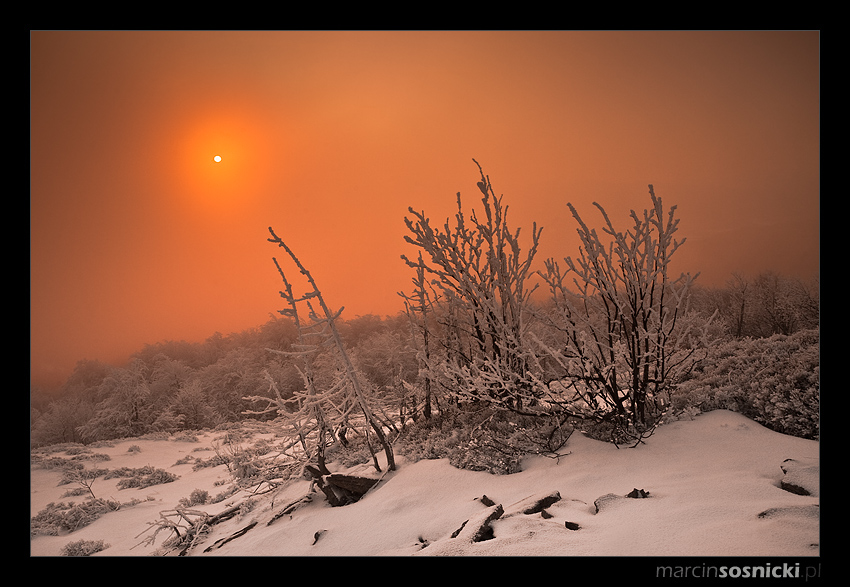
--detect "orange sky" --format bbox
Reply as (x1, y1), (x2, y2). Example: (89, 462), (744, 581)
(30, 31), (820, 389)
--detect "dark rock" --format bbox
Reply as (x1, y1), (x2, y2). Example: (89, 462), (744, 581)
(780, 481), (810, 496)
(478, 494), (496, 507)
(627, 488), (650, 498)
(326, 474), (380, 495)
(564, 521), (581, 531)
(450, 520), (467, 539)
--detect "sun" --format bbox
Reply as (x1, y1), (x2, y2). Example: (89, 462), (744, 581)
(213, 155), (222, 163)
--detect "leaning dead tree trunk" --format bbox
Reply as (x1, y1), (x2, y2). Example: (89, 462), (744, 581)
(266, 227), (396, 473)
(243, 261), (338, 476)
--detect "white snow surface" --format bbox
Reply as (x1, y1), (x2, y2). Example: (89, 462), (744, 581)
(30, 410), (819, 557)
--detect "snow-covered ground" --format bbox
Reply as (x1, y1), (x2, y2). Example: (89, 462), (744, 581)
(30, 409), (819, 557)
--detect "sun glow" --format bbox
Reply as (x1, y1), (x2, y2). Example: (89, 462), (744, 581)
(213, 155), (222, 162)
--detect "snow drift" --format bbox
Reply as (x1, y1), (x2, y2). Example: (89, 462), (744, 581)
(30, 409), (819, 557)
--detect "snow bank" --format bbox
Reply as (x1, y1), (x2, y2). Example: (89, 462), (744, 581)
(30, 410), (819, 557)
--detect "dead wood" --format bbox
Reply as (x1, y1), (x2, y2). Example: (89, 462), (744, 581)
(504, 491), (562, 517)
(305, 465), (380, 507)
(203, 521), (257, 553)
(267, 494), (313, 526)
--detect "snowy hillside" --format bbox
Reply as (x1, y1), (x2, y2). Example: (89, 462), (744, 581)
(31, 409), (818, 559)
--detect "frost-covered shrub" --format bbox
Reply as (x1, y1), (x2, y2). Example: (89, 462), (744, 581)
(61, 539), (110, 556)
(191, 454), (230, 471)
(397, 407), (571, 475)
(251, 438), (273, 455)
(30, 499), (120, 537)
(64, 446), (92, 456)
(58, 464), (108, 486)
(211, 485), (239, 504)
(109, 466), (179, 489)
(237, 497), (257, 519)
(179, 488), (209, 507)
(61, 487), (92, 498)
(671, 329), (819, 439)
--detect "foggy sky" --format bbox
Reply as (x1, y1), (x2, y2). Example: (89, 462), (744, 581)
(30, 31), (819, 389)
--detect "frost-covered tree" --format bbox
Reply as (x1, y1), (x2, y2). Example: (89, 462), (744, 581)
(31, 394), (94, 446)
(76, 360), (181, 442)
(248, 228), (395, 473)
(245, 257), (341, 476)
(402, 160), (542, 412)
(749, 271), (819, 337)
(689, 271), (819, 339)
(399, 252), (441, 421)
(169, 379), (220, 430)
(536, 185), (707, 444)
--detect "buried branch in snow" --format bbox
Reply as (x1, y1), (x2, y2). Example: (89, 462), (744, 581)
(422, 487), (657, 552)
(779, 458), (818, 497)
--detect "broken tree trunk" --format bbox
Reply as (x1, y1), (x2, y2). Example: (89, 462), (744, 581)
(305, 465), (379, 507)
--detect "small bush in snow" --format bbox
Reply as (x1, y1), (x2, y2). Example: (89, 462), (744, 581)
(211, 485), (239, 504)
(30, 499), (120, 537)
(191, 454), (230, 470)
(397, 406), (572, 475)
(107, 466), (179, 489)
(179, 488), (209, 507)
(63, 446), (92, 456)
(61, 539), (110, 556)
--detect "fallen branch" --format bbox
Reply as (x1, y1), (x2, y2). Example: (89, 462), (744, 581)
(203, 521), (258, 553)
(267, 494), (313, 526)
(135, 501), (252, 555)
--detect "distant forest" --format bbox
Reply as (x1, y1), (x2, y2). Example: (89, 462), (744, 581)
(31, 269), (818, 449)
